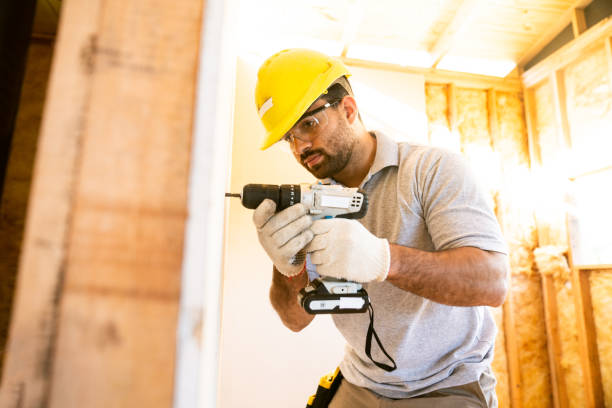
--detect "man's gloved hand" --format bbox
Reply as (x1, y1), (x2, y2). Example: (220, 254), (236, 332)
(305, 218), (390, 282)
(253, 199), (314, 277)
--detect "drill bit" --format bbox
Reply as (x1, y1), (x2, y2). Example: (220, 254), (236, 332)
(225, 193), (241, 198)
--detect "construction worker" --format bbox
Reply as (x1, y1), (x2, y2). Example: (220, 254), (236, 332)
(252, 48), (509, 407)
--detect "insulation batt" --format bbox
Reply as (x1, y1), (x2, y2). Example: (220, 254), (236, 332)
(534, 246), (585, 408)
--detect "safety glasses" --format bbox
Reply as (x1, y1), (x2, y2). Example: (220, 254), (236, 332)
(282, 100), (340, 146)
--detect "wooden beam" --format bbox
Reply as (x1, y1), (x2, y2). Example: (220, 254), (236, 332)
(518, 0), (594, 68)
(522, 85), (541, 168)
(571, 7), (587, 38)
(550, 70), (572, 149)
(503, 289), (523, 408)
(487, 89), (499, 147)
(541, 274), (569, 408)
(342, 57), (522, 92)
(0, 0), (205, 406)
(522, 15), (612, 87)
(429, 0), (481, 67)
(572, 268), (605, 408)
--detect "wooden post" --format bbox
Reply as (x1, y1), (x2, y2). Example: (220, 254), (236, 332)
(571, 8), (587, 38)
(541, 275), (569, 408)
(522, 86), (541, 169)
(571, 268), (605, 408)
(503, 294), (523, 408)
(0, 0), (207, 406)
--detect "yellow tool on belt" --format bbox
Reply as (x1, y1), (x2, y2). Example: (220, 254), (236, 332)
(306, 367), (343, 408)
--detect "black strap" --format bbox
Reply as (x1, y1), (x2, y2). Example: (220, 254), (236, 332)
(365, 302), (397, 372)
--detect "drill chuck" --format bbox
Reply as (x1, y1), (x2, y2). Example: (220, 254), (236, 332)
(240, 184), (301, 211)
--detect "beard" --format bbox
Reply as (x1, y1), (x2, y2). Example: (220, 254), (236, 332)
(299, 118), (355, 179)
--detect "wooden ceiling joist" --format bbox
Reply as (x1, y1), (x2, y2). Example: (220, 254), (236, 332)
(429, 0), (483, 68)
(522, 15), (612, 87)
(517, 0), (594, 68)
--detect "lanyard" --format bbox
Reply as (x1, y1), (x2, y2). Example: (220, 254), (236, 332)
(364, 293), (397, 372)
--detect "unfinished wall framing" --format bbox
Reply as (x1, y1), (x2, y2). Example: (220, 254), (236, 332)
(520, 13), (612, 408)
(424, 73), (546, 408)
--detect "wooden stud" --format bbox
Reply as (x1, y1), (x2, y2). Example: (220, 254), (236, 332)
(571, 268), (605, 408)
(522, 86), (542, 169)
(487, 89), (499, 148)
(571, 8), (588, 38)
(541, 275), (569, 408)
(503, 290), (523, 408)
(550, 70), (572, 149)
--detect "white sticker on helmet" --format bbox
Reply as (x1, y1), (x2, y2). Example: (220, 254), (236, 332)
(258, 98), (274, 118)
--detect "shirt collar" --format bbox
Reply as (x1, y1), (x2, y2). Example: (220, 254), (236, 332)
(319, 130), (399, 187)
(359, 130), (399, 188)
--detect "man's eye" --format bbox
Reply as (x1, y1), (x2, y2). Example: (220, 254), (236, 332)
(299, 117), (318, 130)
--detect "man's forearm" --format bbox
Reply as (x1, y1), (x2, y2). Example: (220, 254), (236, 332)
(269, 266), (314, 331)
(386, 245), (508, 307)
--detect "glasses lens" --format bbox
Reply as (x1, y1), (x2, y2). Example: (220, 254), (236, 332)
(285, 108), (329, 144)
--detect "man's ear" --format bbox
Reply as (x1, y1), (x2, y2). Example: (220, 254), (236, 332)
(341, 96), (359, 124)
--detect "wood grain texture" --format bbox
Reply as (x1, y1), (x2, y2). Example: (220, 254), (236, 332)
(0, 0), (204, 406)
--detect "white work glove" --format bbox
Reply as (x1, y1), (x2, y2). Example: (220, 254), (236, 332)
(305, 218), (390, 282)
(253, 199), (314, 277)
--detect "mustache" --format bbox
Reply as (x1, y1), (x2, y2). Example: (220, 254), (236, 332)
(301, 149), (326, 163)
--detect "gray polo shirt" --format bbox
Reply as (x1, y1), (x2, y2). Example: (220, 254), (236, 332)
(329, 131), (507, 399)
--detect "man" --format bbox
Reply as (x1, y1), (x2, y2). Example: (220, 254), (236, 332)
(252, 48), (509, 407)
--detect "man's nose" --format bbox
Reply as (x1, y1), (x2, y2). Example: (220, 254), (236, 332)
(292, 137), (312, 155)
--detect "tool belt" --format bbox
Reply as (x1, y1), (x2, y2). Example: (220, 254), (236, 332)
(305, 367), (343, 408)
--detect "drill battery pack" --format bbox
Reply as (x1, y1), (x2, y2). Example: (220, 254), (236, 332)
(298, 277), (369, 314)
(306, 367), (343, 408)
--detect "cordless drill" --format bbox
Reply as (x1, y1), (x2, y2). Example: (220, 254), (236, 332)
(226, 183), (370, 314)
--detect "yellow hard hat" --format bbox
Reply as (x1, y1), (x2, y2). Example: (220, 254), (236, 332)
(255, 48), (351, 150)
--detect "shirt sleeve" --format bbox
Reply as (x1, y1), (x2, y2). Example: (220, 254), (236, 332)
(415, 148), (508, 254)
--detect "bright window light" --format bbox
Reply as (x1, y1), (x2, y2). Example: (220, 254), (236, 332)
(346, 44), (433, 68)
(436, 55), (516, 77)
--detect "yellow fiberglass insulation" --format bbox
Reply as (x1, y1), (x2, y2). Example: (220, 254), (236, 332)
(456, 88), (489, 147)
(534, 246), (585, 408)
(589, 270), (612, 407)
(494, 92), (529, 168)
(490, 306), (510, 408)
(512, 275), (553, 408)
